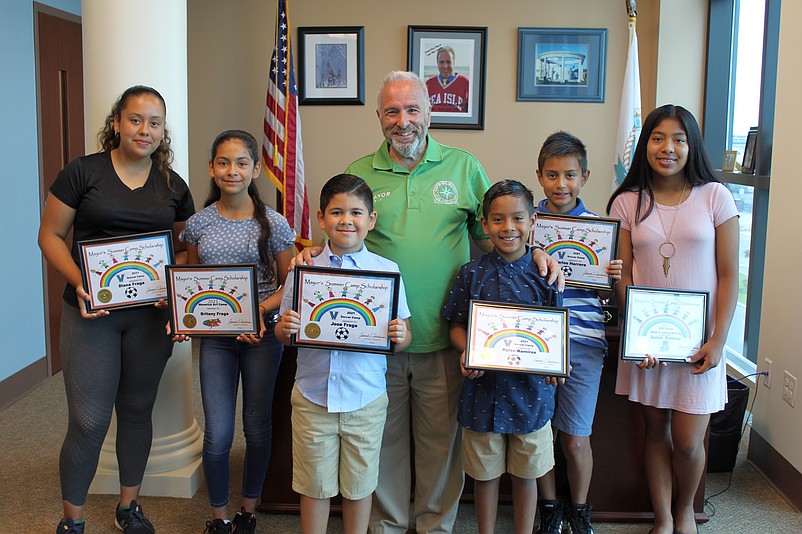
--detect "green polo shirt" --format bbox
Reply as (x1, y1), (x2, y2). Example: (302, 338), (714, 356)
(345, 135), (491, 353)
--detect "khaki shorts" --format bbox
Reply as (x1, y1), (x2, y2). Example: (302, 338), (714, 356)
(290, 383), (387, 500)
(462, 424), (554, 481)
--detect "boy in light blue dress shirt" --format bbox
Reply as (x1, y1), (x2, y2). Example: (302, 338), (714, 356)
(276, 174), (411, 534)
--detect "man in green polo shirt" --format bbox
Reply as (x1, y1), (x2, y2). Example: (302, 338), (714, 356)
(342, 71), (560, 533)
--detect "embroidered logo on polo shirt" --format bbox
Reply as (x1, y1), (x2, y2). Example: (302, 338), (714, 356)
(432, 181), (458, 204)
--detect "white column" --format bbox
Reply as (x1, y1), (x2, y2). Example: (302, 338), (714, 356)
(82, 0), (202, 498)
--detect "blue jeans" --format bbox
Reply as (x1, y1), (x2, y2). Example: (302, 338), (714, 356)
(199, 329), (283, 507)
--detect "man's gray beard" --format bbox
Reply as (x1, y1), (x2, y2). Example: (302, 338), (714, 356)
(390, 134), (424, 159)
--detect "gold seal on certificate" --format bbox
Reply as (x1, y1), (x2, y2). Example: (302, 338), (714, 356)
(304, 323), (321, 339)
(291, 266), (402, 355)
(465, 300), (570, 377)
(165, 265), (260, 337)
(77, 231), (175, 312)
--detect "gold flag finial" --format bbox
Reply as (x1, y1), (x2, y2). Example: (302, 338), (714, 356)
(626, 0), (637, 18)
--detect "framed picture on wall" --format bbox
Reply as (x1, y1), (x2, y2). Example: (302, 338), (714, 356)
(517, 27), (607, 102)
(407, 25), (487, 130)
(297, 26), (365, 105)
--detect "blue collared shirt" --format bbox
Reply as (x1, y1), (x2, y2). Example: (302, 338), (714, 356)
(442, 248), (561, 434)
(279, 243), (411, 413)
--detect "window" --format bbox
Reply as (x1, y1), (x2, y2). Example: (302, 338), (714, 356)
(704, 0), (778, 371)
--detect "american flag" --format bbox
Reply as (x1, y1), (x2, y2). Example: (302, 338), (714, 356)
(263, 0), (311, 249)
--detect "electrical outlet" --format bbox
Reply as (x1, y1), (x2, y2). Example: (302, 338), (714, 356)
(782, 371), (797, 407)
(764, 358), (773, 388)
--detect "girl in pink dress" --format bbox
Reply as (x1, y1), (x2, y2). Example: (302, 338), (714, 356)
(607, 105), (739, 534)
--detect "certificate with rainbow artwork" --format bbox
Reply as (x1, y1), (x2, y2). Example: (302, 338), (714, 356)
(291, 266), (401, 355)
(531, 213), (620, 290)
(165, 264), (259, 336)
(621, 286), (710, 363)
(465, 300), (569, 377)
(77, 231), (174, 312)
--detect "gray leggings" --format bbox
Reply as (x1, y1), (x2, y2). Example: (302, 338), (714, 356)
(59, 302), (173, 506)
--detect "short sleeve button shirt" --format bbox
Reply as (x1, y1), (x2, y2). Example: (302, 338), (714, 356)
(442, 248), (562, 434)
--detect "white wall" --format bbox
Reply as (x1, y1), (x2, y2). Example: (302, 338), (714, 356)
(0, 0), (81, 380)
(656, 0), (708, 118)
(751, 1), (802, 472)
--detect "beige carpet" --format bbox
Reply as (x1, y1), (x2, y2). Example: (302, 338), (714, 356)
(1, 349), (799, 533)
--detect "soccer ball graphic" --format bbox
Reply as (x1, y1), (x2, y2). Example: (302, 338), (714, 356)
(124, 287), (138, 299)
(561, 265), (573, 278)
(507, 354), (521, 366)
(335, 327), (350, 340)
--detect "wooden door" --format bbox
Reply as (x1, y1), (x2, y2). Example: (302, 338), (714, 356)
(36, 5), (84, 374)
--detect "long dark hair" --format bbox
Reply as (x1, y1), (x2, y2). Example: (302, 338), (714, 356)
(98, 85), (175, 183)
(205, 130), (276, 285)
(606, 104), (719, 221)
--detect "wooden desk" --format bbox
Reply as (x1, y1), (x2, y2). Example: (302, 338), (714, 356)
(259, 331), (708, 523)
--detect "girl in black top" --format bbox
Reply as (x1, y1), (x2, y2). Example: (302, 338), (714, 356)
(39, 85), (194, 534)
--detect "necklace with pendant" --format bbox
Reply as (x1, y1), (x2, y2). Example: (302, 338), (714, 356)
(655, 180), (688, 277)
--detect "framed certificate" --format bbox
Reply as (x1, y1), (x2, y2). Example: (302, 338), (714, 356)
(621, 286), (710, 363)
(77, 230), (174, 312)
(292, 266), (401, 355)
(165, 264), (260, 337)
(531, 213), (620, 290)
(465, 300), (569, 377)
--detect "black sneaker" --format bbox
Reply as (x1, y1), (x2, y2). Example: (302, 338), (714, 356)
(204, 519), (232, 534)
(230, 507), (256, 534)
(56, 518), (85, 534)
(115, 500), (155, 533)
(536, 499), (564, 534)
(566, 502), (594, 534)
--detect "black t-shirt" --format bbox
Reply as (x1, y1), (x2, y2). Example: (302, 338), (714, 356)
(49, 151), (195, 305)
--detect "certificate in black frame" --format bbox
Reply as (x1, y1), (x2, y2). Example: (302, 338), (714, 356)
(465, 300), (570, 377)
(77, 230), (174, 313)
(291, 265), (401, 355)
(165, 264), (260, 337)
(531, 212), (621, 290)
(621, 286), (710, 363)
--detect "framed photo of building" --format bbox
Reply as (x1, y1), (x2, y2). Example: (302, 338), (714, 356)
(517, 27), (607, 102)
(298, 26), (365, 105)
(408, 25), (487, 129)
